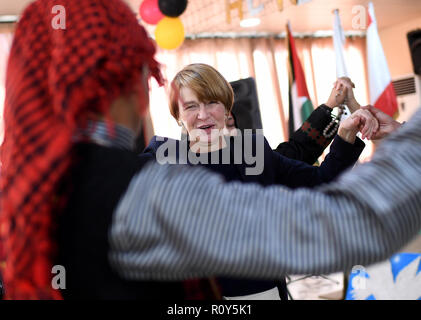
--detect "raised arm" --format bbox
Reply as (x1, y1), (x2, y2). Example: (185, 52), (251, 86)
(275, 77), (361, 165)
(109, 109), (421, 281)
(270, 133), (364, 188)
(270, 104), (378, 189)
(275, 105), (335, 164)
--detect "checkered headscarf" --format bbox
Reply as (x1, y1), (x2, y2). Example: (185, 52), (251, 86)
(0, 0), (162, 299)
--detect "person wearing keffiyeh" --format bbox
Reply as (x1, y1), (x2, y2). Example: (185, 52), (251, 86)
(0, 0), (169, 300)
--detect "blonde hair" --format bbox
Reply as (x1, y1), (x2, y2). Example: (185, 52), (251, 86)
(169, 63), (234, 120)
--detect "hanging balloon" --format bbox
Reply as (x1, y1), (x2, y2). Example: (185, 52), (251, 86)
(158, 0), (188, 17)
(155, 17), (185, 50)
(139, 0), (164, 25)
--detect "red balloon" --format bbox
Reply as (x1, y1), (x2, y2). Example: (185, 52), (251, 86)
(139, 0), (164, 25)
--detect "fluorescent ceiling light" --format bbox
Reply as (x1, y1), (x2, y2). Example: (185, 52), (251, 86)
(240, 18), (261, 28)
(0, 15), (18, 23)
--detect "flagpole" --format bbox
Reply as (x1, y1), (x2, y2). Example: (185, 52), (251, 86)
(333, 8), (349, 78)
(268, 37), (288, 141)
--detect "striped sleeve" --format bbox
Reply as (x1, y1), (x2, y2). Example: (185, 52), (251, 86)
(109, 110), (421, 281)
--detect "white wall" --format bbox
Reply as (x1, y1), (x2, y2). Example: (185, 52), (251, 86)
(379, 16), (421, 121)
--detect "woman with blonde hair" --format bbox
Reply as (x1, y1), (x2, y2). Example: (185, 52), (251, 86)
(144, 63), (377, 299)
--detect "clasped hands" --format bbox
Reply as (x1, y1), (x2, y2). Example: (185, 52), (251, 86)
(326, 77), (401, 143)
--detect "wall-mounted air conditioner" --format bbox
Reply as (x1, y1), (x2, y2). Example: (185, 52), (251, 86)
(392, 75), (421, 121)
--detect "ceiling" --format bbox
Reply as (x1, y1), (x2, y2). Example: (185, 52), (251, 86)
(1, 0), (421, 35)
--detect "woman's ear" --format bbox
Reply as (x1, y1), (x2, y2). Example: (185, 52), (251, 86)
(179, 121), (188, 136)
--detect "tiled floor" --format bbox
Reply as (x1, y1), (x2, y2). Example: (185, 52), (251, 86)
(286, 234), (421, 300)
(286, 273), (345, 300)
(400, 234), (421, 253)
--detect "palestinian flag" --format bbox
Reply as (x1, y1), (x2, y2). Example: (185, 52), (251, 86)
(287, 21), (314, 136)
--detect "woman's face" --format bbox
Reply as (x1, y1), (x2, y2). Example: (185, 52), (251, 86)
(178, 86), (226, 144)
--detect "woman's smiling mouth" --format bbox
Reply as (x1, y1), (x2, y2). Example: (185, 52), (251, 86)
(198, 124), (216, 134)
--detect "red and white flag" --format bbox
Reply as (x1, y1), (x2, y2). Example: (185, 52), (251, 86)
(367, 2), (398, 118)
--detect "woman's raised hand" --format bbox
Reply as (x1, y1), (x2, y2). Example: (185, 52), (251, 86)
(338, 108), (379, 143)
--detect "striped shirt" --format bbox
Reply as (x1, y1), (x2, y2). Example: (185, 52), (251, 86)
(109, 109), (421, 281)
(74, 121), (136, 150)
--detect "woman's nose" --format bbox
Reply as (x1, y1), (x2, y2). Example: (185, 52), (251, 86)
(197, 105), (209, 119)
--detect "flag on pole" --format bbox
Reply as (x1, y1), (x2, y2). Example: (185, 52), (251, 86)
(286, 21), (314, 136)
(332, 9), (354, 121)
(367, 2), (398, 118)
(333, 9), (348, 78)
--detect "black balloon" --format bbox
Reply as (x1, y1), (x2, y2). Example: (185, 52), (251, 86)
(158, 0), (188, 17)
